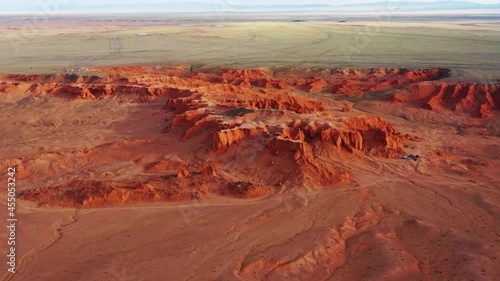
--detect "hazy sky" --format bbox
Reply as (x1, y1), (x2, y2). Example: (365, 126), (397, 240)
(2, 0), (500, 11)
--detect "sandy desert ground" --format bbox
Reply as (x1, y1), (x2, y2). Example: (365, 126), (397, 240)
(0, 15), (499, 281)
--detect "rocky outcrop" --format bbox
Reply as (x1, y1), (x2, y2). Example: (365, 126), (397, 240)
(276, 117), (405, 157)
(268, 137), (308, 155)
(0, 67), (450, 101)
(194, 68), (293, 89)
(18, 180), (192, 208)
(9, 65), (422, 208)
(392, 81), (500, 118)
(217, 91), (323, 114)
(275, 67), (449, 96)
(238, 217), (358, 281)
(220, 181), (270, 199)
(213, 127), (263, 153)
(19, 174), (270, 208)
(210, 115), (404, 157)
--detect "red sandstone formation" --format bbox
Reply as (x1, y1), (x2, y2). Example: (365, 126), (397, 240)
(392, 81), (500, 118)
(342, 107), (352, 113)
(213, 127), (264, 152)
(0, 66), (450, 101)
(3, 65), (469, 208)
(274, 67), (450, 96)
(5, 64), (500, 281)
(220, 181), (270, 199)
(210, 116), (404, 157)
(194, 68), (293, 89)
(18, 173), (266, 208)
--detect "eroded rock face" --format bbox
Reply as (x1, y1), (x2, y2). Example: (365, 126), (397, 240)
(6, 64), (500, 281)
(392, 81), (500, 118)
(18, 174), (267, 208)
(8, 65), (421, 208)
(210, 117), (404, 157)
(275, 67), (450, 96)
(238, 215), (359, 280)
(0, 80), (183, 101)
(214, 127), (264, 153)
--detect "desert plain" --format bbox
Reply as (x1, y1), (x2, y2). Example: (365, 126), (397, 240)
(0, 12), (499, 281)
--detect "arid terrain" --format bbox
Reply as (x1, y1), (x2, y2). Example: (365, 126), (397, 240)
(0, 14), (499, 281)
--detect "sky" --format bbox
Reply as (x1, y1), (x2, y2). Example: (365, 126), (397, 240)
(2, 0), (500, 12)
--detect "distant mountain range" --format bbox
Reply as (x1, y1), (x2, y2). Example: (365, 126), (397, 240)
(2, 1), (500, 13)
(340, 1), (500, 10)
(44, 3), (332, 12)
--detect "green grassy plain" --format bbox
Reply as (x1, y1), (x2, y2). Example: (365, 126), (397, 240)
(0, 17), (499, 80)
